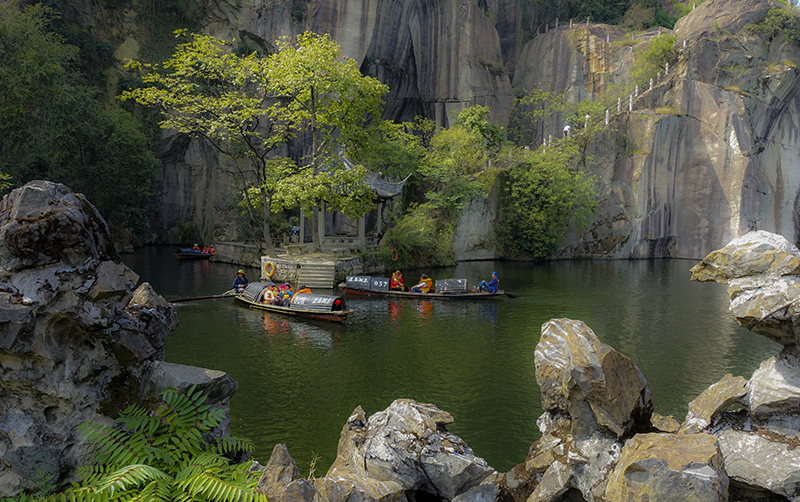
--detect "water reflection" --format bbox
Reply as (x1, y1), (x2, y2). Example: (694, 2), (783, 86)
(122, 248), (781, 475)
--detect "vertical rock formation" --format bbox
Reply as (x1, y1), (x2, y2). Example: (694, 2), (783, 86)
(0, 181), (236, 496)
(688, 230), (800, 500)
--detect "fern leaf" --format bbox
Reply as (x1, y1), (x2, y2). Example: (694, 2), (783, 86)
(94, 464), (169, 495)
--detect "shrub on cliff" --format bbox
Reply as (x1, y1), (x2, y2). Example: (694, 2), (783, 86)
(38, 386), (264, 502)
(502, 139), (597, 258)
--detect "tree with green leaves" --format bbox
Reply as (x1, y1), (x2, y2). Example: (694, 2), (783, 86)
(122, 30), (387, 253)
(503, 139), (597, 257)
(0, 1), (160, 235)
(38, 386), (265, 502)
(120, 30), (299, 255)
(265, 31), (390, 250)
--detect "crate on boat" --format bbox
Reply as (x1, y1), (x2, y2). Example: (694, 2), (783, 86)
(435, 279), (468, 293)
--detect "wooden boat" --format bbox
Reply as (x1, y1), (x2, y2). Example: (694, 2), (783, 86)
(175, 247), (215, 260)
(338, 276), (505, 299)
(235, 282), (352, 322)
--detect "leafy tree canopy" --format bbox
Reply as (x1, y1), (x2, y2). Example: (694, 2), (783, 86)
(0, 1), (160, 234)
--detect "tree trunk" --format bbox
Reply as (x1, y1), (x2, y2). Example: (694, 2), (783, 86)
(261, 189), (275, 257)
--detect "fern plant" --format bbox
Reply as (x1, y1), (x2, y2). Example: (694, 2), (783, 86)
(39, 385), (266, 502)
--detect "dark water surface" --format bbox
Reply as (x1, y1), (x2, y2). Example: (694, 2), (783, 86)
(122, 247), (780, 475)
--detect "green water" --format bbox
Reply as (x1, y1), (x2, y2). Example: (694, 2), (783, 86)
(123, 247), (780, 475)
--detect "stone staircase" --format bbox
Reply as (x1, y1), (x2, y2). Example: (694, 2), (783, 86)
(297, 261), (337, 289)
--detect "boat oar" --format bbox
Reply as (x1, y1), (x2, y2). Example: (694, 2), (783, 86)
(169, 291), (236, 303)
(504, 291), (519, 299)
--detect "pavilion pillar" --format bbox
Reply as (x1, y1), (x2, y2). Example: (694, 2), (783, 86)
(317, 203), (326, 248)
(377, 202), (383, 236)
(358, 215), (366, 247)
(299, 209), (305, 245)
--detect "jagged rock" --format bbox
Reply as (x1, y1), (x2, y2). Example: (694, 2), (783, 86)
(360, 399), (494, 500)
(257, 444), (300, 501)
(717, 428), (800, 500)
(650, 413), (681, 433)
(535, 318), (653, 438)
(0, 181), (232, 497)
(747, 347), (800, 419)
(690, 231), (800, 283)
(603, 432), (728, 502)
(690, 231), (800, 347)
(674, 0), (774, 43)
(264, 400), (491, 501)
(528, 459), (572, 502)
(682, 374), (748, 433)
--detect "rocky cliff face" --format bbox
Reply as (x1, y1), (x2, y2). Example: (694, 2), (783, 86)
(93, 0), (800, 259)
(532, 0), (800, 259)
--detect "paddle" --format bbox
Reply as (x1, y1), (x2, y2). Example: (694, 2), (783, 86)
(504, 291), (519, 299)
(169, 290), (237, 303)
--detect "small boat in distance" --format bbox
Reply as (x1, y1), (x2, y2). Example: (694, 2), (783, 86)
(338, 276), (505, 299)
(235, 282), (352, 322)
(175, 245), (215, 260)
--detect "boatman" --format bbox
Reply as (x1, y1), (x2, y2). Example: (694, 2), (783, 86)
(410, 274), (433, 293)
(477, 271), (499, 294)
(232, 269), (249, 293)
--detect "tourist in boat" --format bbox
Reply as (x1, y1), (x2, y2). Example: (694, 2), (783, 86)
(477, 271), (499, 293)
(262, 282), (279, 303)
(201, 245), (209, 254)
(390, 270), (405, 291)
(410, 274), (433, 293)
(278, 283), (294, 306)
(294, 284), (312, 297)
(192, 243), (200, 251)
(232, 269), (249, 293)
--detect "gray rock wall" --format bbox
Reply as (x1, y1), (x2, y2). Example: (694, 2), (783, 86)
(0, 181), (237, 496)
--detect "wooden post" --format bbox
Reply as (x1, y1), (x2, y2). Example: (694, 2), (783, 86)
(586, 16), (590, 27)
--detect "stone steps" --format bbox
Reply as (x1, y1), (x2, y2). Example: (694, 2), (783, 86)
(297, 261), (336, 289)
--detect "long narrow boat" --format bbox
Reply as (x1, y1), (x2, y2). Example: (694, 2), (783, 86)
(338, 276), (505, 299)
(175, 247), (214, 260)
(235, 282), (352, 322)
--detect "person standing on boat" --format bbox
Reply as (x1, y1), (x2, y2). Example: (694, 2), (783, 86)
(477, 271), (499, 293)
(232, 269), (249, 293)
(410, 274), (433, 293)
(390, 270), (405, 291)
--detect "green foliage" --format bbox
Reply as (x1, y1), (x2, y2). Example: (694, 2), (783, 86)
(123, 30), (388, 252)
(381, 206), (456, 268)
(454, 105), (504, 150)
(0, 1), (160, 235)
(38, 386), (265, 502)
(631, 34), (677, 87)
(503, 141), (597, 257)
(419, 125), (494, 217)
(749, 7), (800, 46)
(349, 120), (425, 180)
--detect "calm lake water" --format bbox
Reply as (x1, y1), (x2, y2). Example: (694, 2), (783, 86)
(122, 246), (780, 475)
